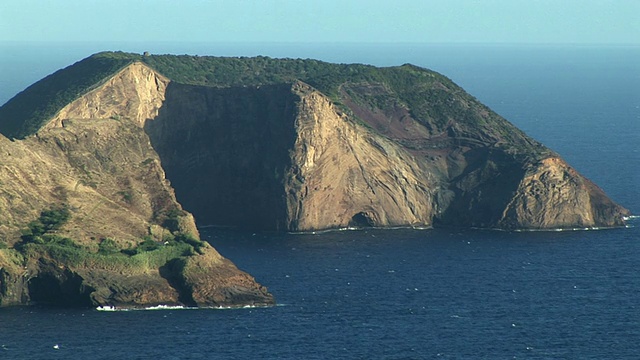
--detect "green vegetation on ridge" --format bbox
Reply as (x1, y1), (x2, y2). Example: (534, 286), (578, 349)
(0, 51), (448, 138)
(14, 204), (205, 273)
(0, 53), (133, 138)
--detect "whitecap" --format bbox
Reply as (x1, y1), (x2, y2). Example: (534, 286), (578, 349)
(96, 305), (118, 312)
(143, 305), (191, 311)
(97, 303), (277, 312)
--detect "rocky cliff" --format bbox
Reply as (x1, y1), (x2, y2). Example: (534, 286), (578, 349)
(139, 62), (628, 231)
(0, 61), (273, 308)
(0, 52), (630, 305)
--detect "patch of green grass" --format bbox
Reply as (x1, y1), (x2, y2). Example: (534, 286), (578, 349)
(98, 238), (119, 254)
(15, 205), (203, 273)
(20, 236), (197, 274)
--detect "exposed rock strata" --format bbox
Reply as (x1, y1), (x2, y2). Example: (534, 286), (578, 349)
(285, 82), (436, 230)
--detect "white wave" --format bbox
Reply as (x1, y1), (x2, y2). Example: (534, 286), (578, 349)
(509, 225), (621, 232)
(290, 224), (433, 235)
(96, 305), (118, 312)
(96, 304), (191, 312)
(143, 305), (192, 311)
(96, 303), (277, 312)
(209, 303), (274, 310)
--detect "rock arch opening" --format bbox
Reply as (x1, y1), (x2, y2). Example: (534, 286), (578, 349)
(349, 212), (376, 228)
(28, 271), (94, 307)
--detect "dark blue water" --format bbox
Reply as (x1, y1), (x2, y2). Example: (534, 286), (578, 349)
(0, 43), (638, 359)
(1, 227), (639, 359)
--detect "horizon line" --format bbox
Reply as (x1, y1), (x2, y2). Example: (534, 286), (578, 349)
(1, 40), (639, 47)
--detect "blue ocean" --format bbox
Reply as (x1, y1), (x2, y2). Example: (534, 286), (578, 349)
(0, 43), (638, 359)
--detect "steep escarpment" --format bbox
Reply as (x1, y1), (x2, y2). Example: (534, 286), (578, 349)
(285, 82), (436, 230)
(0, 116), (273, 307)
(146, 81), (437, 231)
(145, 82), (300, 230)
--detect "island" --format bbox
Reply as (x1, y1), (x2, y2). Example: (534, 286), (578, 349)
(0, 52), (629, 308)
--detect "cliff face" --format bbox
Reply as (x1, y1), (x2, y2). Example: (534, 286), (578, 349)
(499, 157), (627, 229)
(143, 70), (628, 231)
(0, 53), (631, 306)
(145, 82), (299, 230)
(285, 83), (436, 230)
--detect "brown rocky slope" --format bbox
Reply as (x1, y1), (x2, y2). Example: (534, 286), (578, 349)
(0, 62), (273, 308)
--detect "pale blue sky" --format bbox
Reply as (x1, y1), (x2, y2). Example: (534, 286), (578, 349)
(1, 0), (639, 44)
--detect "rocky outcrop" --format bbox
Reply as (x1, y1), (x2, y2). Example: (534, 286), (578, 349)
(499, 157), (627, 229)
(174, 248), (273, 307)
(285, 82), (436, 230)
(0, 250), (29, 306)
(0, 61), (274, 308)
(0, 243), (272, 308)
(4, 244), (271, 308)
(45, 62), (169, 130)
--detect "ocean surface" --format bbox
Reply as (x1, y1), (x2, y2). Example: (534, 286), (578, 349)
(0, 43), (638, 359)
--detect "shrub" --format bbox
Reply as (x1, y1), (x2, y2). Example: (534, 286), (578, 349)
(118, 191), (133, 204)
(137, 238), (160, 252)
(173, 232), (206, 254)
(45, 243), (86, 266)
(20, 204), (71, 244)
(98, 238), (119, 254)
(39, 205), (71, 231)
(42, 234), (78, 247)
(122, 237), (160, 255)
(26, 220), (46, 237)
(162, 208), (186, 232)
